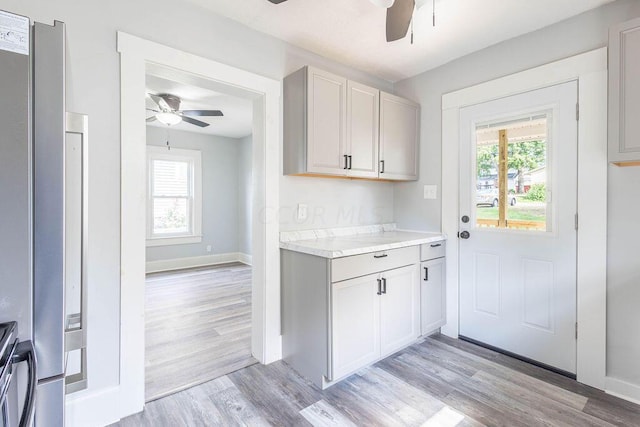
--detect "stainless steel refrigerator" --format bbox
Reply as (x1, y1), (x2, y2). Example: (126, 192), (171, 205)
(0, 9), (88, 426)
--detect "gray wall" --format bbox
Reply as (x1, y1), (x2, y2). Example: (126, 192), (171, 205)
(238, 135), (252, 256)
(394, 0), (640, 390)
(146, 126), (248, 262)
(0, 0), (395, 399)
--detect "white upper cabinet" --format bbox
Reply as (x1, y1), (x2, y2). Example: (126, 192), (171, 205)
(379, 92), (420, 180)
(347, 81), (379, 178)
(283, 66), (419, 180)
(609, 17), (640, 165)
(307, 67), (348, 174)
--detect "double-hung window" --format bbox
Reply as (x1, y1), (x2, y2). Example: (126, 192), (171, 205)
(146, 146), (202, 246)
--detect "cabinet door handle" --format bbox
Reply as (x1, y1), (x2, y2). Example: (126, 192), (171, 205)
(382, 277), (387, 294)
(343, 155), (348, 170)
(424, 267), (429, 281)
(430, 243), (442, 248)
(377, 278), (382, 295)
(373, 254), (388, 259)
(380, 160), (385, 173)
(348, 155), (352, 170)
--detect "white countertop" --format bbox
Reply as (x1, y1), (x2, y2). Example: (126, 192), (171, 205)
(280, 224), (446, 259)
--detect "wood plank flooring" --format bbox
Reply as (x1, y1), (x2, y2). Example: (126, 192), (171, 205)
(145, 263), (256, 402)
(118, 333), (640, 426)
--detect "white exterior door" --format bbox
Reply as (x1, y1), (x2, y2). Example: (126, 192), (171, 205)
(458, 81), (578, 375)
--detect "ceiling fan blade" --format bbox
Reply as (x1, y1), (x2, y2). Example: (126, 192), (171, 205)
(146, 108), (159, 113)
(181, 115), (210, 128)
(267, 0), (288, 3)
(386, 0), (415, 42)
(149, 94), (172, 111)
(146, 116), (157, 123)
(181, 110), (224, 117)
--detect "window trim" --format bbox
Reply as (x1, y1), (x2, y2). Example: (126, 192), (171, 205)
(146, 146), (202, 246)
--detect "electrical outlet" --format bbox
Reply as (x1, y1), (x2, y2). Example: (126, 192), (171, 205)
(424, 185), (438, 200)
(206, 245), (212, 252)
(297, 203), (308, 221)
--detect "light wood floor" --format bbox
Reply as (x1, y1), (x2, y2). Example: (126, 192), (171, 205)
(145, 263), (256, 402)
(119, 333), (640, 426)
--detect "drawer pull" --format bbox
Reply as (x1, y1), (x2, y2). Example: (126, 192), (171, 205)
(382, 277), (387, 294)
(430, 243), (442, 248)
(377, 278), (382, 295)
(373, 254), (388, 259)
(424, 267), (429, 281)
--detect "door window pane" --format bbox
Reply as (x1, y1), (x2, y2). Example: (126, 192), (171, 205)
(475, 114), (549, 231)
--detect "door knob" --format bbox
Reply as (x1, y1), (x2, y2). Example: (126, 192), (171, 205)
(459, 231), (470, 239)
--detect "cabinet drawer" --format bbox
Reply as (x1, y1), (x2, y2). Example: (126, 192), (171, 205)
(420, 241), (445, 261)
(331, 246), (419, 283)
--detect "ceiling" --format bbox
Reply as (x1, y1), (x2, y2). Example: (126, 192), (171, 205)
(145, 74), (253, 138)
(184, 0), (614, 81)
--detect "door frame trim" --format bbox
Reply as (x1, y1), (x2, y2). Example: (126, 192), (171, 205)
(117, 32), (281, 418)
(441, 48), (607, 389)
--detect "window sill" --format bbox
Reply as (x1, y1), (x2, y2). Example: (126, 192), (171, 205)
(146, 235), (202, 247)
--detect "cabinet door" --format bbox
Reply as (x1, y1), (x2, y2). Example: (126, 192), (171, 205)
(379, 92), (419, 180)
(307, 67), (348, 175)
(331, 273), (381, 380)
(420, 258), (446, 335)
(347, 81), (379, 178)
(609, 17), (640, 164)
(379, 265), (419, 357)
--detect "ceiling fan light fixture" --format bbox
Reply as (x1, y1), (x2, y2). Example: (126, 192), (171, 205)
(370, 0), (395, 7)
(156, 112), (182, 126)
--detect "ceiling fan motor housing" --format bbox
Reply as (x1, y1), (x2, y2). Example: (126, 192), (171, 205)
(159, 94), (181, 111)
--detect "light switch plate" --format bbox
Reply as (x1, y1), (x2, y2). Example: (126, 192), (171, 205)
(424, 185), (438, 199)
(297, 203), (308, 220)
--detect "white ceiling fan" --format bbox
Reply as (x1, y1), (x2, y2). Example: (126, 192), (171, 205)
(266, 0), (429, 42)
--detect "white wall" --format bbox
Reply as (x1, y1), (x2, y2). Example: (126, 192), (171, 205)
(146, 126), (243, 261)
(279, 176), (394, 231)
(394, 0), (640, 395)
(238, 135), (253, 256)
(0, 0), (396, 416)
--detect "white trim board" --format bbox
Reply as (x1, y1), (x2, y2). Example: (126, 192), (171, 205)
(238, 252), (253, 266)
(118, 32), (281, 420)
(146, 253), (253, 273)
(65, 386), (120, 427)
(441, 48), (608, 390)
(606, 376), (640, 406)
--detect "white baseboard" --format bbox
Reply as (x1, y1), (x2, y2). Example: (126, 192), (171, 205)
(146, 252), (253, 273)
(605, 376), (640, 405)
(66, 386), (120, 427)
(238, 252), (252, 265)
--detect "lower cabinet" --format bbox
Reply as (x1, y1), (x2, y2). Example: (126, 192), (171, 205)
(331, 274), (381, 380)
(331, 265), (419, 380)
(420, 257), (446, 335)
(379, 265), (420, 356)
(281, 246), (420, 389)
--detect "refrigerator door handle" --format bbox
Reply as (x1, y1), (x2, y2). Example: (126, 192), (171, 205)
(12, 340), (37, 427)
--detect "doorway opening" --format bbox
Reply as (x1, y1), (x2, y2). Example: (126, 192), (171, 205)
(143, 69), (256, 401)
(118, 32), (282, 417)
